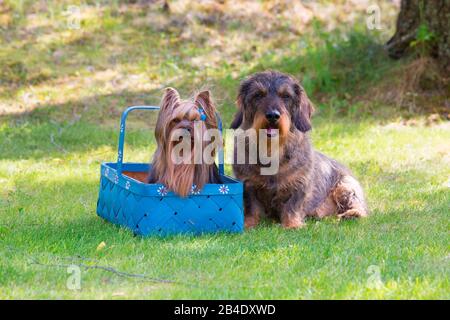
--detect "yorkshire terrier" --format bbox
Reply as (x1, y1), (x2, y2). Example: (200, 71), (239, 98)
(148, 88), (222, 197)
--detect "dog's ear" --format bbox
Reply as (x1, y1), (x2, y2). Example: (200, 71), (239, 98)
(195, 90), (216, 118)
(161, 87), (180, 112)
(157, 88), (180, 142)
(230, 95), (244, 129)
(293, 85), (314, 132)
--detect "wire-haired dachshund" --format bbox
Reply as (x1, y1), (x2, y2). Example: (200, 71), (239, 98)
(231, 71), (368, 229)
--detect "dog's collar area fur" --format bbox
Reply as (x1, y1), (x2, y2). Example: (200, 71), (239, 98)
(197, 106), (207, 121)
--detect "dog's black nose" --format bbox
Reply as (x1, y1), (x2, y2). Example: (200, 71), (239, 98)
(265, 110), (280, 123)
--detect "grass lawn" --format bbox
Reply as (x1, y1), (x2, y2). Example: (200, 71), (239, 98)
(0, 1), (449, 299)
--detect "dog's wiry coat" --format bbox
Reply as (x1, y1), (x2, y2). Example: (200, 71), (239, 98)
(231, 71), (368, 228)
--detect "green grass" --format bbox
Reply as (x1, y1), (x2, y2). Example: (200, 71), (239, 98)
(1, 117), (449, 299)
(1, 1), (449, 299)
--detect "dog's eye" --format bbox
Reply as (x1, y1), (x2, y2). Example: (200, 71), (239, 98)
(254, 92), (265, 99)
(280, 93), (291, 99)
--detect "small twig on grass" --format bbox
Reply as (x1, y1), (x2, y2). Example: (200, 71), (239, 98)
(4, 246), (177, 285)
(50, 133), (68, 154)
(28, 256), (176, 284)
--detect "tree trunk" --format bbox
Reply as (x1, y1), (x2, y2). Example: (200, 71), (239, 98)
(386, 0), (449, 69)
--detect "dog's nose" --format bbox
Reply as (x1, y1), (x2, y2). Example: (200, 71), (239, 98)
(265, 110), (280, 123)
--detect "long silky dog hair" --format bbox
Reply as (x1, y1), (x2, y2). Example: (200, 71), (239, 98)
(148, 88), (222, 197)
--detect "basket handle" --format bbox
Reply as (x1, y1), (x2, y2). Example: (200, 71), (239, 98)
(116, 106), (225, 177)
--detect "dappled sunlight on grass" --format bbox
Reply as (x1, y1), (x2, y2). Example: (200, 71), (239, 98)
(1, 0), (401, 118)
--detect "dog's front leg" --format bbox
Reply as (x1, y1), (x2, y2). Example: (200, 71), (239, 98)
(243, 185), (264, 229)
(280, 191), (307, 229)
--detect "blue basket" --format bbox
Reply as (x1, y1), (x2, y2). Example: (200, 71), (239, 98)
(96, 106), (244, 236)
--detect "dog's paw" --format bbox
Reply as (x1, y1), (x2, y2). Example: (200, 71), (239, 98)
(244, 216), (259, 229)
(337, 209), (367, 220)
(281, 217), (306, 229)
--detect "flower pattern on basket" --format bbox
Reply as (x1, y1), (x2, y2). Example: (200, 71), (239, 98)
(125, 181), (131, 190)
(157, 185), (169, 196)
(218, 184), (229, 194)
(191, 184), (201, 195)
(114, 174), (119, 184)
(104, 167), (110, 177)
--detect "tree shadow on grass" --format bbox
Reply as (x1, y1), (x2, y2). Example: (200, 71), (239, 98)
(0, 89), (167, 161)
(0, 90), (378, 162)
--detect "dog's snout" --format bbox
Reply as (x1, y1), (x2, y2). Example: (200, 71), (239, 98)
(265, 110), (280, 123)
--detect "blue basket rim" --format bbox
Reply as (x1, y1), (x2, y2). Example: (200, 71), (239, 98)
(100, 162), (242, 197)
